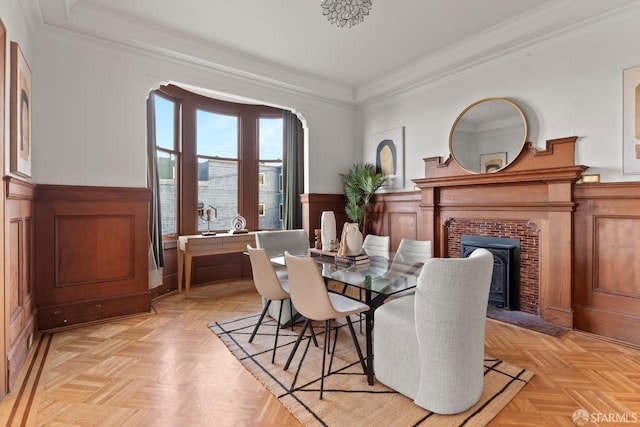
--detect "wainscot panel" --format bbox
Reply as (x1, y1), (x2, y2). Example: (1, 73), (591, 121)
(35, 185), (151, 330)
(574, 182), (640, 345)
(4, 176), (36, 390)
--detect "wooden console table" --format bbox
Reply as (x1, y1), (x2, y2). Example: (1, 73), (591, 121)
(177, 232), (256, 298)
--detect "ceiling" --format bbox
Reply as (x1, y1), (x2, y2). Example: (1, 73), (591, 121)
(28, 0), (639, 104)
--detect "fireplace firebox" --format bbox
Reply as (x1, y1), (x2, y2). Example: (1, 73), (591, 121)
(460, 235), (520, 310)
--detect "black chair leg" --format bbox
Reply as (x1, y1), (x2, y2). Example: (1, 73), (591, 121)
(272, 301), (284, 363)
(288, 330), (313, 394)
(319, 320), (330, 399)
(288, 299), (294, 331)
(308, 323), (319, 347)
(326, 319), (340, 376)
(346, 315), (367, 373)
(284, 319), (310, 371)
(249, 300), (271, 343)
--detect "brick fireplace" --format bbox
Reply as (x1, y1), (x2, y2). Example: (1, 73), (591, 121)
(451, 221), (538, 314)
(413, 136), (586, 328)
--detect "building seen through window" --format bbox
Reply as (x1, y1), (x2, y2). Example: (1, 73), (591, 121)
(151, 84), (286, 236)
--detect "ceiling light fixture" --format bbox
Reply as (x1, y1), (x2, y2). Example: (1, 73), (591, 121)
(321, 0), (372, 28)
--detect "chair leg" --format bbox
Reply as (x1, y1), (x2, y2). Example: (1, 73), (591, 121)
(326, 319), (340, 376)
(284, 319), (310, 371)
(249, 300), (271, 343)
(288, 298), (294, 331)
(346, 315), (367, 374)
(308, 323), (319, 347)
(288, 330), (313, 395)
(272, 300), (284, 363)
(319, 320), (330, 399)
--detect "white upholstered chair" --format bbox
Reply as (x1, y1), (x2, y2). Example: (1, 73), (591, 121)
(283, 252), (369, 399)
(246, 246), (293, 363)
(373, 248), (494, 414)
(361, 234), (390, 259)
(255, 229), (310, 323)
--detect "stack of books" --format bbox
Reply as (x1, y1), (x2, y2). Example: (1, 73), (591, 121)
(335, 254), (369, 268)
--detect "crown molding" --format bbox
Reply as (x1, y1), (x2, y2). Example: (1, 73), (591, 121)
(26, 0), (640, 108)
(354, 0), (640, 106)
(31, 0), (356, 106)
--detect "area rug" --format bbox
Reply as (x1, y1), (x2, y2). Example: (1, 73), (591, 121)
(209, 313), (534, 427)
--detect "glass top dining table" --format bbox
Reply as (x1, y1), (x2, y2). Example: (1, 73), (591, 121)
(271, 251), (424, 385)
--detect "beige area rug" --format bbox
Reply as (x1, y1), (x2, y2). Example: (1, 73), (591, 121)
(209, 313), (534, 427)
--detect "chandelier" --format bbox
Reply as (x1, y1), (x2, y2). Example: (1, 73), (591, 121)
(321, 0), (372, 28)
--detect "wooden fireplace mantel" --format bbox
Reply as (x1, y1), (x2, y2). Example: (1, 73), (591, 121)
(417, 136), (587, 187)
(413, 136), (587, 328)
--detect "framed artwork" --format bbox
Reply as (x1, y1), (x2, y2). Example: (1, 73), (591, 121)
(480, 152), (507, 173)
(370, 126), (404, 189)
(623, 65), (640, 174)
(10, 41), (31, 178)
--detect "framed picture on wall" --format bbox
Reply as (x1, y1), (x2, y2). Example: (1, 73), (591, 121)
(480, 152), (507, 173)
(370, 126), (404, 189)
(623, 65), (640, 174)
(10, 41), (31, 178)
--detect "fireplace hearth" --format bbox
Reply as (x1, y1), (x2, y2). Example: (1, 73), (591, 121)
(461, 235), (520, 310)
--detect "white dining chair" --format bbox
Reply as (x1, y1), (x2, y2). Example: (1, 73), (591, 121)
(388, 239), (432, 297)
(246, 245), (294, 363)
(283, 252), (369, 399)
(361, 234), (390, 259)
(255, 229), (310, 323)
(395, 238), (432, 267)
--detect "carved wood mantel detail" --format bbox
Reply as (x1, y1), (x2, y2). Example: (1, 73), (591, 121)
(413, 137), (587, 328)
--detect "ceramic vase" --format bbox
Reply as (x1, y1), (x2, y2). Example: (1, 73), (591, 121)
(321, 211), (336, 251)
(345, 223), (363, 256)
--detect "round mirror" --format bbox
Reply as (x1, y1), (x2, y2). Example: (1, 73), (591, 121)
(449, 98), (528, 174)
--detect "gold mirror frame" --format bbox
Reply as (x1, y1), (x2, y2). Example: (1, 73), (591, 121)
(449, 97), (528, 174)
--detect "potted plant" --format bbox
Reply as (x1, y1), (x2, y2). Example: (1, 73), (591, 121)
(340, 163), (387, 235)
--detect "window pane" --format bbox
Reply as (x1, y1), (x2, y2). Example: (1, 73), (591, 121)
(258, 117), (283, 230)
(197, 110), (238, 158)
(154, 95), (175, 150)
(157, 151), (176, 235)
(196, 110), (239, 232)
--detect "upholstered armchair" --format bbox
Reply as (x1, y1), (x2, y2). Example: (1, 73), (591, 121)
(373, 248), (494, 414)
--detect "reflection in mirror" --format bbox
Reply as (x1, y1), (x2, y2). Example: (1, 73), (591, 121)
(449, 98), (527, 174)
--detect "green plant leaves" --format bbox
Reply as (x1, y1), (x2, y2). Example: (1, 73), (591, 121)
(340, 163), (387, 232)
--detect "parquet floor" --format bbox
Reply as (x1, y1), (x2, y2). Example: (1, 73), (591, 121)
(1, 280), (640, 426)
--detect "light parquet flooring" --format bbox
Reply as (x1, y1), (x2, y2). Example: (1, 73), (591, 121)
(1, 280), (640, 426)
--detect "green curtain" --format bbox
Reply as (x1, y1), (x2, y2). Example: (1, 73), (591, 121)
(282, 110), (304, 230)
(147, 93), (164, 268)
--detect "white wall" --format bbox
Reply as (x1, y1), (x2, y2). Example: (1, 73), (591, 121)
(31, 30), (358, 193)
(358, 11), (640, 187)
(1, 0), (32, 177)
(22, 2), (640, 194)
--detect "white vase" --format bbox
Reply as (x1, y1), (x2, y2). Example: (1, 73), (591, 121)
(321, 211), (336, 251)
(345, 223), (363, 256)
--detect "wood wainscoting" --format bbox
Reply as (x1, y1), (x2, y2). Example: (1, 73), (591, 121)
(574, 182), (640, 345)
(301, 193), (348, 248)
(35, 185), (152, 330)
(368, 191), (422, 252)
(4, 177), (36, 391)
